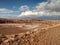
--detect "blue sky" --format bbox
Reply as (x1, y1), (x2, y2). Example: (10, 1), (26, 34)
(0, 0), (47, 10)
(0, 0), (60, 19)
(0, 0), (48, 18)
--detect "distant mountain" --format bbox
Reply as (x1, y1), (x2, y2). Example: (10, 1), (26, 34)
(37, 16), (60, 20)
(0, 15), (60, 20)
(17, 15), (60, 20)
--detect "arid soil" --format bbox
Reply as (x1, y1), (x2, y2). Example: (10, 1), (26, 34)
(0, 18), (60, 45)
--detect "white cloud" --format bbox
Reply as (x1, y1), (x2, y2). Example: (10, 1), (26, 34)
(19, 11), (39, 16)
(46, 0), (60, 12)
(19, 5), (29, 12)
(18, 0), (60, 18)
(18, 10), (50, 17)
(0, 14), (18, 18)
(0, 8), (14, 13)
(0, 8), (19, 18)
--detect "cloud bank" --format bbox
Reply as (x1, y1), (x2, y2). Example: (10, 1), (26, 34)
(0, 0), (60, 20)
(18, 0), (60, 18)
(0, 8), (19, 18)
(0, 8), (14, 13)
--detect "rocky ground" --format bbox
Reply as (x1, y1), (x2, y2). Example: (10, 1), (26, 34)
(0, 19), (60, 45)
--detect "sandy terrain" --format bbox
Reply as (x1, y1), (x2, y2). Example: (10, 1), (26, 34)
(0, 19), (60, 45)
(0, 23), (52, 35)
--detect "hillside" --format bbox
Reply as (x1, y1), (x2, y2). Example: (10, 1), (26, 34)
(0, 18), (60, 45)
(0, 23), (60, 45)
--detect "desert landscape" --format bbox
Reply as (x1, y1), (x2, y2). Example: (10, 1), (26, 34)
(0, 0), (60, 45)
(0, 18), (60, 45)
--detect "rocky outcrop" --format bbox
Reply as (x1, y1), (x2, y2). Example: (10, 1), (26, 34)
(0, 24), (60, 45)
